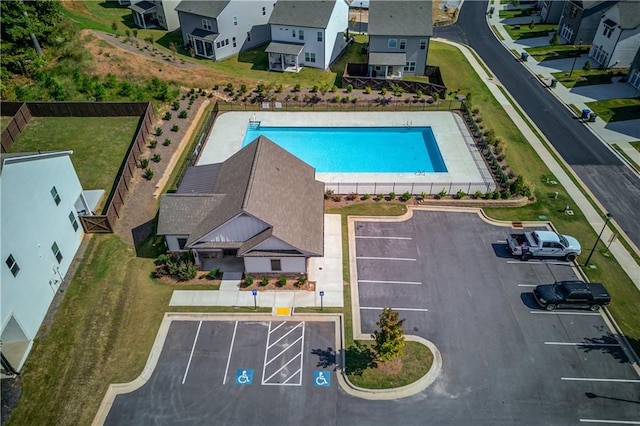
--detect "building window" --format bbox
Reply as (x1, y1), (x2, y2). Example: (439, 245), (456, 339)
(225, 38), (229, 46)
(5, 254), (20, 277)
(232, 36), (237, 47)
(51, 186), (61, 205)
(292, 29), (296, 38)
(247, 31), (251, 42)
(262, 6), (266, 15)
(399, 39), (406, 50)
(629, 69), (640, 90)
(216, 41), (220, 49)
(317, 31), (323, 42)
(299, 30), (304, 41)
(202, 19), (212, 31)
(570, 6), (577, 17)
(270, 259), (281, 271)
(177, 238), (187, 250)
(158, 15), (164, 25)
(388, 39), (397, 48)
(51, 242), (63, 264)
(305, 52), (316, 63)
(603, 24), (614, 38)
(419, 39), (427, 50)
(404, 61), (416, 72)
(69, 211), (79, 232)
(233, 16), (238, 26)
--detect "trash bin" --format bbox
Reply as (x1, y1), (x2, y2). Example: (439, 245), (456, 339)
(588, 112), (598, 122)
(550, 79), (558, 88)
(489, 6), (495, 14)
(581, 109), (591, 119)
(520, 52), (529, 62)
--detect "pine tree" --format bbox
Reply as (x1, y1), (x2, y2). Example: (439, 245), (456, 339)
(372, 308), (406, 362)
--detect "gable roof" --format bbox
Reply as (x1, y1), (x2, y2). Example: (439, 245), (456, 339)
(176, 163), (222, 194)
(617, 2), (640, 29)
(368, 0), (433, 37)
(175, 0), (230, 18)
(269, 0), (339, 29)
(157, 194), (226, 235)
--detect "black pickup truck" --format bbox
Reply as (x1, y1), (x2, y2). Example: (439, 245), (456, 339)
(533, 281), (611, 311)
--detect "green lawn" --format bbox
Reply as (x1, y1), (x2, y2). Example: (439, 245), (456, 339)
(499, 9), (536, 18)
(503, 23), (556, 40)
(1, 116), (12, 132)
(524, 45), (590, 62)
(552, 68), (628, 88)
(631, 141), (640, 152)
(8, 116), (139, 210)
(585, 98), (640, 122)
(613, 144), (640, 173)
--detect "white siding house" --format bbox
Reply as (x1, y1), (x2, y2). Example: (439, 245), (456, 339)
(130, 0), (181, 31)
(589, 2), (640, 69)
(266, 0), (350, 72)
(1, 152), (94, 373)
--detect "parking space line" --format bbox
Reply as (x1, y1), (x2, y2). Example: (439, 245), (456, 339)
(580, 419), (640, 424)
(507, 260), (570, 265)
(263, 353), (302, 384)
(265, 335), (304, 366)
(561, 377), (640, 383)
(517, 284), (537, 287)
(530, 311), (601, 316)
(268, 322), (304, 350)
(545, 342), (620, 347)
(356, 256), (417, 261)
(359, 280), (422, 285)
(355, 236), (412, 240)
(222, 321), (238, 385)
(361, 306), (429, 312)
(182, 320), (202, 385)
(282, 368), (302, 385)
(270, 321), (287, 333)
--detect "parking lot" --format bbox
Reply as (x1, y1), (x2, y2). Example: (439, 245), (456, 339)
(348, 209), (640, 425)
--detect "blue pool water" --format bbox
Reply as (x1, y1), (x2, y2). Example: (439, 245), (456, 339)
(242, 126), (447, 173)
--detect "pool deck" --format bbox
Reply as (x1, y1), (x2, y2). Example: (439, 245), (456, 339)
(198, 112), (494, 194)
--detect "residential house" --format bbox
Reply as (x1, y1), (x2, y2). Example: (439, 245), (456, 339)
(627, 45), (640, 90)
(1, 152), (99, 373)
(589, 1), (640, 68)
(129, 0), (181, 31)
(157, 136), (324, 275)
(557, 0), (617, 44)
(366, 0), (433, 79)
(176, 0), (274, 61)
(539, 0), (565, 24)
(266, 0), (350, 72)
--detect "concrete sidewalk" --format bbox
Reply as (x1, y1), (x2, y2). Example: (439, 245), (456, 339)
(487, 2), (640, 166)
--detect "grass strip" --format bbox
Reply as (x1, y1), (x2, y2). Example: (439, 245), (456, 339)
(612, 144), (640, 174)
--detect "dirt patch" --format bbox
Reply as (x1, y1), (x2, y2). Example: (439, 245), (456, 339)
(376, 357), (403, 376)
(433, 0), (459, 23)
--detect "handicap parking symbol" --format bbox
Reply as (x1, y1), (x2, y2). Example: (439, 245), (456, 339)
(235, 369), (254, 385)
(313, 370), (330, 387)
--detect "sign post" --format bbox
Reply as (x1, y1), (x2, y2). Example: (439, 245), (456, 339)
(252, 289), (257, 310)
(319, 290), (325, 311)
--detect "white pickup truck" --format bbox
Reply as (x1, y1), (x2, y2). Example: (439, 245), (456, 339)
(506, 230), (581, 261)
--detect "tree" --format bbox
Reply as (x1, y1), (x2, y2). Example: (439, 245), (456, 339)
(549, 32), (559, 46)
(372, 308), (406, 362)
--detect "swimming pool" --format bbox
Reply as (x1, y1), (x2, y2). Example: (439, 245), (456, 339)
(242, 126), (447, 173)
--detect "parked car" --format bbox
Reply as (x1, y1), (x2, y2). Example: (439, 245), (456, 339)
(507, 230), (581, 261)
(533, 281), (611, 311)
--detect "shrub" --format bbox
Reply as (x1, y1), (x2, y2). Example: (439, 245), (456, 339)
(362, 193), (371, 200)
(144, 168), (154, 180)
(492, 190), (501, 200)
(171, 124), (179, 132)
(293, 83), (301, 92)
(438, 188), (448, 198)
(510, 175), (525, 195)
(260, 276), (269, 286)
(400, 192), (411, 201)
(346, 84), (353, 93)
(208, 268), (218, 279)
(341, 96), (349, 103)
(501, 190), (511, 199)
(179, 110), (188, 118)
(297, 276), (307, 287)
(330, 85), (338, 93)
(154, 254), (170, 265)
(380, 87), (387, 95)
(163, 138), (171, 146)
(388, 191), (396, 200)
(421, 191), (428, 200)
(351, 97), (358, 104)
(364, 86), (372, 94)
(155, 127), (163, 136)
(244, 275), (254, 285)
(332, 194), (342, 202)
(139, 158), (149, 168)
(163, 112), (172, 120)
(152, 154), (161, 162)
(176, 261), (198, 281)
(277, 276), (287, 287)
(324, 189), (334, 200)
(346, 192), (358, 201)
(225, 82), (234, 92)
(149, 139), (158, 148)
(583, 60), (591, 71)
(377, 193), (384, 201)
(549, 32), (559, 46)
(172, 100), (180, 110)
(456, 189), (466, 199)
(311, 85), (318, 93)
(474, 190), (483, 199)
(213, 84), (219, 90)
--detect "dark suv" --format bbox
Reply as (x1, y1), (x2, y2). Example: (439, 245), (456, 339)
(533, 281), (611, 311)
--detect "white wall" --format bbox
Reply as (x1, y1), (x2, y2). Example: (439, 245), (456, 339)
(1, 153), (85, 371)
(324, 0), (349, 67)
(243, 257), (306, 273)
(157, 0), (181, 31)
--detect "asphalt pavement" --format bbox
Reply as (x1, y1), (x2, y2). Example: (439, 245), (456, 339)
(434, 0), (640, 250)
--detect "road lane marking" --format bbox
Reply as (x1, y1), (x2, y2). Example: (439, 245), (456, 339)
(182, 320), (202, 385)
(518, 284), (537, 287)
(530, 311), (600, 316)
(356, 256), (417, 261)
(355, 236), (412, 240)
(223, 321), (238, 385)
(361, 307), (429, 312)
(580, 420), (640, 424)
(359, 280), (422, 285)
(268, 321), (303, 350)
(562, 377), (640, 383)
(545, 342), (620, 347)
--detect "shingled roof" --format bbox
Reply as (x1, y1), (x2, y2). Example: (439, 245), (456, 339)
(368, 0), (433, 37)
(175, 0), (230, 18)
(159, 136), (324, 257)
(269, 0), (340, 29)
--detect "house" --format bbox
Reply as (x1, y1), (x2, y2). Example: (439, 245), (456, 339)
(539, 0), (565, 24)
(1, 151), (99, 374)
(557, 0), (617, 44)
(157, 136), (324, 275)
(589, 1), (640, 69)
(266, 0), (350, 72)
(627, 45), (640, 90)
(129, 0), (181, 31)
(366, 0), (433, 79)
(175, 0), (275, 61)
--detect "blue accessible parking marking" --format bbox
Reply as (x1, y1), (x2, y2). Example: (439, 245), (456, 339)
(313, 371), (330, 387)
(235, 369), (254, 385)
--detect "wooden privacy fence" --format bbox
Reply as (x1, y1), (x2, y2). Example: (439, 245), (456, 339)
(1, 102), (154, 233)
(342, 64), (447, 97)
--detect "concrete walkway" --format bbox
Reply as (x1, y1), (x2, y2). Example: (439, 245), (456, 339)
(488, 1), (640, 168)
(169, 214), (344, 312)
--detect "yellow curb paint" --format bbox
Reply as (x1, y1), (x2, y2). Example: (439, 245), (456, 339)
(275, 307), (291, 316)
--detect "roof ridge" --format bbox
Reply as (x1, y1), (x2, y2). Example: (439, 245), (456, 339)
(241, 136), (264, 209)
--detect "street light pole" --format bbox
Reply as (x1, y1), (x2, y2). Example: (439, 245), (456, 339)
(568, 39), (583, 78)
(584, 213), (612, 267)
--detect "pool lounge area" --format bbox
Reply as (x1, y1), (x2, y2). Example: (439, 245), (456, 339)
(198, 112), (495, 195)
